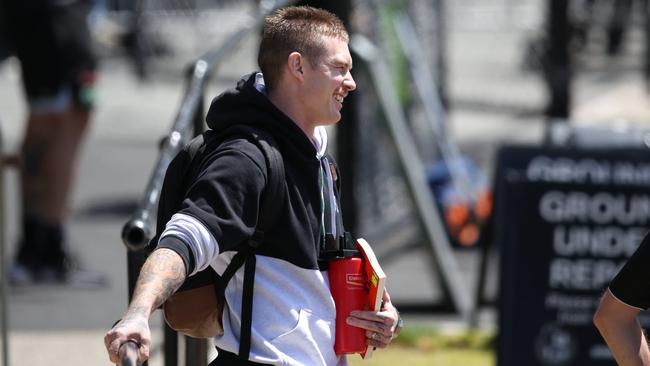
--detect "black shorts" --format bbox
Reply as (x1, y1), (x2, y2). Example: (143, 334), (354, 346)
(2, 0), (97, 110)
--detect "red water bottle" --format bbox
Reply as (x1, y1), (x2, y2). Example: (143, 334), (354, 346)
(328, 253), (367, 355)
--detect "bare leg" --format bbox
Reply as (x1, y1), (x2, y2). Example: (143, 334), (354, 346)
(43, 106), (89, 222)
(21, 105), (89, 220)
(15, 105), (90, 277)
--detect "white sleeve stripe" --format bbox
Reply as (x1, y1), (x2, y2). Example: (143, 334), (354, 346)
(160, 213), (219, 276)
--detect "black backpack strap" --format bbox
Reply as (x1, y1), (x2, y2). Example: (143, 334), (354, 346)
(239, 128), (283, 360)
(214, 126), (285, 360)
(239, 253), (256, 358)
(250, 129), (285, 244)
(185, 133), (206, 159)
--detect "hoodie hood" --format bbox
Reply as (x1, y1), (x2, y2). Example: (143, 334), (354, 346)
(205, 73), (319, 160)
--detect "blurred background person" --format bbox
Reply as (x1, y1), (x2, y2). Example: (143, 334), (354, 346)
(1, 0), (106, 287)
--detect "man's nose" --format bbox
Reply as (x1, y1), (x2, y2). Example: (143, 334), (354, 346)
(344, 73), (356, 92)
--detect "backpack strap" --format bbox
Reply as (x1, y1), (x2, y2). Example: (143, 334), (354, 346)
(241, 128), (283, 360)
(214, 126), (285, 360)
(185, 134), (206, 160)
(250, 128), (285, 245)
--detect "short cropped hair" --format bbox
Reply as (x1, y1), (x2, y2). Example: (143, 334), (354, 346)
(258, 6), (349, 92)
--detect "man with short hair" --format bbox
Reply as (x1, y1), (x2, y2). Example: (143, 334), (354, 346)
(104, 6), (400, 365)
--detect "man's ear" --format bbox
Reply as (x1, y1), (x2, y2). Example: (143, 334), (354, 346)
(287, 52), (304, 80)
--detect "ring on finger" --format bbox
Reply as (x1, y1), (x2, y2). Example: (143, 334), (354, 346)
(372, 332), (380, 341)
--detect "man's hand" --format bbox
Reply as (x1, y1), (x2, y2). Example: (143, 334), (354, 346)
(346, 289), (401, 349)
(104, 248), (187, 364)
(104, 308), (151, 365)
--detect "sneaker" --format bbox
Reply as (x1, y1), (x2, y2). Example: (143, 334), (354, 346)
(8, 263), (34, 286)
(11, 216), (109, 289)
(9, 255), (108, 289)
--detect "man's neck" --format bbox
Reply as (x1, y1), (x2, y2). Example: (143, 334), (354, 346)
(267, 89), (315, 138)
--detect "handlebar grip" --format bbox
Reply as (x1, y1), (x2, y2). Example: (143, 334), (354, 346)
(119, 340), (140, 366)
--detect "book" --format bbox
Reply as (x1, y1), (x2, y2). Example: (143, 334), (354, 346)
(355, 238), (387, 359)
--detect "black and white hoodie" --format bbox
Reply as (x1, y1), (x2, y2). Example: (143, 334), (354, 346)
(158, 73), (347, 366)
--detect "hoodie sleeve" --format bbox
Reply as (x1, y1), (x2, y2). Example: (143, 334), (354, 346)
(609, 232), (650, 310)
(167, 138), (267, 268)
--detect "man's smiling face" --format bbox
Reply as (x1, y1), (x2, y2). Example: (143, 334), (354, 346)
(300, 35), (356, 126)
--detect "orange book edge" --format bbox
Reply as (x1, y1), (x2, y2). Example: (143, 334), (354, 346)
(355, 238), (387, 359)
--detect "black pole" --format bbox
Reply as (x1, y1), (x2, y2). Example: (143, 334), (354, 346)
(470, 214), (495, 327)
(184, 78), (208, 366)
(185, 338), (208, 366)
(606, 0), (633, 56)
(164, 324), (178, 366)
(433, 0), (448, 109)
(544, 0), (571, 122)
(644, 0), (650, 88)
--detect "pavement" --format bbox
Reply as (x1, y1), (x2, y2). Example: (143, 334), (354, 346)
(1, 1), (650, 365)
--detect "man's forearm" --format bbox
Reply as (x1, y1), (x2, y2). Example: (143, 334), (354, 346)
(595, 289), (650, 366)
(598, 318), (650, 366)
(127, 248), (187, 318)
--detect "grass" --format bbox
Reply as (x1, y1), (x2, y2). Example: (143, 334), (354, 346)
(348, 327), (496, 366)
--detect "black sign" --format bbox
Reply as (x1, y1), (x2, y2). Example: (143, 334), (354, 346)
(496, 145), (650, 366)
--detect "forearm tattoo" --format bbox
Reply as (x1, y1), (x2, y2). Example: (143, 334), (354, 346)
(130, 249), (186, 314)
